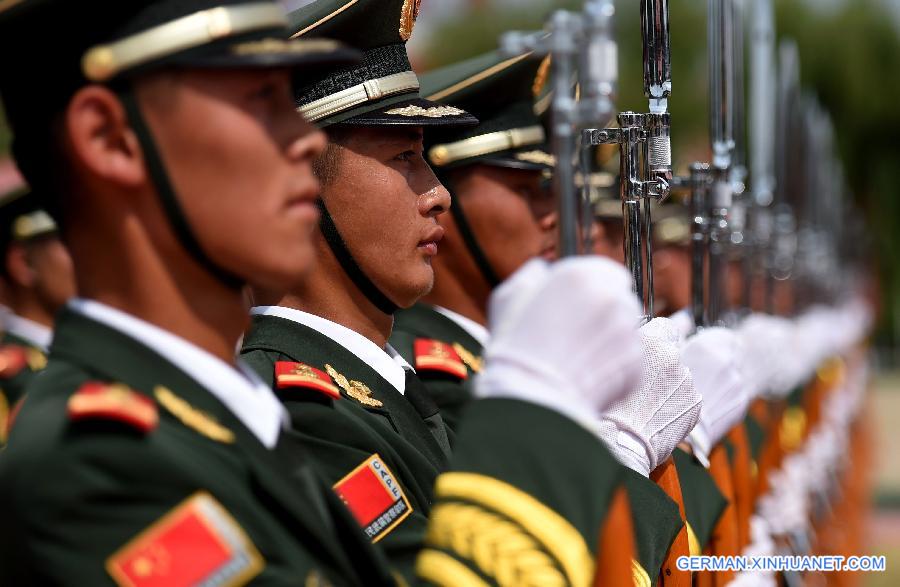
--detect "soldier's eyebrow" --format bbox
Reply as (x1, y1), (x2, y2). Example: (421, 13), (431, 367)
(373, 128), (424, 149)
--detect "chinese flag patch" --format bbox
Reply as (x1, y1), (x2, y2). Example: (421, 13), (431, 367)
(274, 361), (340, 399)
(334, 454), (413, 543)
(106, 492), (264, 587)
(413, 339), (468, 380)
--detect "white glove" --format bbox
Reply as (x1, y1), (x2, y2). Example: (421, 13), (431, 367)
(669, 307), (695, 343)
(596, 317), (702, 476)
(476, 257), (643, 430)
(737, 313), (794, 398)
(682, 327), (750, 464)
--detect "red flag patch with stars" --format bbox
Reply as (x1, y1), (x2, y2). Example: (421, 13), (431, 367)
(333, 454), (412, 543)
(106, 491), (263, 587)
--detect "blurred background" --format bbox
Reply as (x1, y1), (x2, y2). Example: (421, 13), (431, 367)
(3, 0), (900, 582)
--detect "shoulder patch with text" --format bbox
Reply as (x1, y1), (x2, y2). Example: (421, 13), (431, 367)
(334, 454), (412, 542)
(106, 491), (264, 587)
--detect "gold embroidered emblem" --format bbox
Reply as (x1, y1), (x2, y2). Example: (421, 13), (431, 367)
(291, 363), (318, 378)
(154, 386), (235, 444)
(451, 343), (483, 373)
(25, 348), (47, 371)
(384, 105), (465, 118)
(515, 150), (557, 167)
(398, 0), (421, 41)
(421, 503), (567, 585)
(324, 365), (383, 408)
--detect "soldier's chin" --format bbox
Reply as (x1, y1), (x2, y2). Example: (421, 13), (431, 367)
(392, 267), (434, 310)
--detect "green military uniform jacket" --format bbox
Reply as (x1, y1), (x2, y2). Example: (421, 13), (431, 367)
(672, 448), (728, 554)
(390, 303), (482, 432)
(2, 308), (632, 585)
(0, 328), (48, 444)
(241, 312), (628, 584)
(0, 309), (397, 586)
(240, 312), (454, 581)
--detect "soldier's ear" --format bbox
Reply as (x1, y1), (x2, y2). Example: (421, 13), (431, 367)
(5, 243), (36, 289)
(65, 85), (146, 190)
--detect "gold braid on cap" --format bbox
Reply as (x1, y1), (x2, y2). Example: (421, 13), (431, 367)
(428, 126), (546, 167)
(82, 3), (288, 82)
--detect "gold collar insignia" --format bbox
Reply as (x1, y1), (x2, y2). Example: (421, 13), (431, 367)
(452, 343), (483, 373)
(324, 364), (383, 408)
(154, 386), (235, 444)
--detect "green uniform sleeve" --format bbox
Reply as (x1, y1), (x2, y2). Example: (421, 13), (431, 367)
(672, 448), (728, 554)
(416, 399), (624, 586)
(621, 467), (684, 586)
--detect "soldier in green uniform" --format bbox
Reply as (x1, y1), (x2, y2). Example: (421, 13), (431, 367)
(240, 1), (644, 581)
(0, 1), (399, 583)
(239, 0), (476, 575)
(384, 50), (695, 585)
(0, 187), (75, 440)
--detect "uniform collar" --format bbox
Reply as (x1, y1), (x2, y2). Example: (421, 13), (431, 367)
(433, 305), (490, 346)
(67, 297), (287, 448)
(4, 312), (53, 351)
(250, 305), (412, 395)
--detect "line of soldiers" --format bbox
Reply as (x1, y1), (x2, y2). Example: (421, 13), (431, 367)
(0, 0), (874, 586)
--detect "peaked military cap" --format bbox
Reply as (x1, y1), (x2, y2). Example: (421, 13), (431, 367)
(0, 0), (361, 187)
(0, 188), (58, 256)
(421, 50), (553, 170)
(289, 0), (477, 127)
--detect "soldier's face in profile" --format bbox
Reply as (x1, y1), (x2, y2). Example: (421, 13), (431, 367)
(593, 219), (625, 264)
(138, 68), (326, 291)
(446, 165), (557, 281)
(23, 236), (76, 313)
(653, 244), (691, 316)
(318, 126), (450, 308)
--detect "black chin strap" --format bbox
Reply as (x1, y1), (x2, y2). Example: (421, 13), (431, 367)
(316, 199), (398, 315)
(441, 175), (501, 289)
(119, 86), (243, 291)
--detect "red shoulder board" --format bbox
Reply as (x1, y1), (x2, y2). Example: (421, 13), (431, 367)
(67, 382), (158, 433)
(106, 491), (264, 586)
(0, 345), (28, 378)
(274, 361), (340, 399)
(414, 339), (468, 379)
